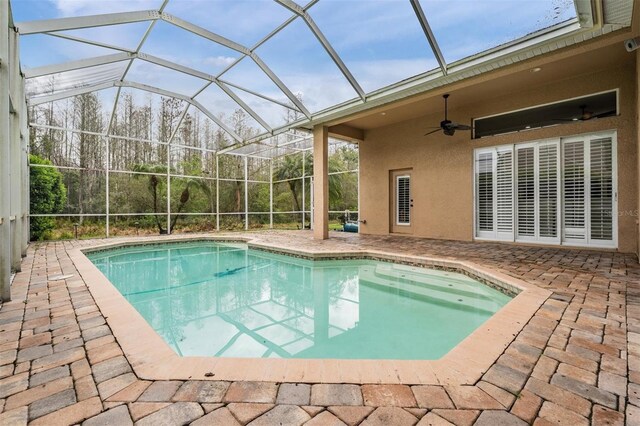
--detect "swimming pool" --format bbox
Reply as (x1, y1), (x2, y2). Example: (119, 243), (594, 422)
(87, 241), (512, 360)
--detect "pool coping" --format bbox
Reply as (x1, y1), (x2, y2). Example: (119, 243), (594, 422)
(69, 235), (551, 385)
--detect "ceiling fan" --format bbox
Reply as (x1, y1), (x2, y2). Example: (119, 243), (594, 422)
(554, 104), (616, 122)
(424, 94), (472, 136)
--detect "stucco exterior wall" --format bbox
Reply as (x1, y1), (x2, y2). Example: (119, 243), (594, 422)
(637, 47), (640, 257)
(359, 64), (638, 253)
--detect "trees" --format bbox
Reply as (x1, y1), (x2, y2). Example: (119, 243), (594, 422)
(27, 87), (359, 238)
(29, 154), (66, 240)
(73, 93), (104, 223)
(273, 154), (304, 213)
(272, 149), (354, 214)
(132, 163), (214, 234)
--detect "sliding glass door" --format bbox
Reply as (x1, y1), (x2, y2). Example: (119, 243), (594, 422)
(474, 132), (616, 248)
(561, 134), (615, 246)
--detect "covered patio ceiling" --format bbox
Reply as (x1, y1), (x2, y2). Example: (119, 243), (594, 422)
(12, 0), (636, 158)
(339, 39), (633, 131)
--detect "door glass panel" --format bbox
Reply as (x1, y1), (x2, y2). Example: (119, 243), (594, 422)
(496, 149), (513, 235)
(396, 176), (410, 225)
(590, 137), (613, 240)
(476, 152), (493, 233)
(516, 146), (535, 237)
(563, 140), (585, 241)
(539, 144), (559, 238)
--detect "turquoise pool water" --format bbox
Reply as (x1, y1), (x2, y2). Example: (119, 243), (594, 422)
(87, 242), (512, 360)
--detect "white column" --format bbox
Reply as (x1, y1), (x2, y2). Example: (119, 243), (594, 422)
(301, 151), (305, 229)
(20, 67), (28, 254)
(215, 154), (220, 231)
(1, 1), (12, 301)
(166, 145), (171, 234)
(269, 158), (273, 229)
(244, 156), (249, 230)
(9, 28), (21, 271)
(313, 125), (329, 239)
(105, 136), (110, 237)
(21, 110), (28, 253)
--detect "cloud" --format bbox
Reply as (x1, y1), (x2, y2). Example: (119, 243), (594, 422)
(126, 59), (207, 97)
(161, 0), (293, 47)
(49, 0), (159, 17)
(309, 0), (423, 51)
(25, 0), (578, 135)
(204, 56), (236, 69)
(349, 58), (439, 93)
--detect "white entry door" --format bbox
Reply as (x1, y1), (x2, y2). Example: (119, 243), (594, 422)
(390, 169), (413, 234)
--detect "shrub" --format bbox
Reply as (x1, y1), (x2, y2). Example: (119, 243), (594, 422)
(29, 154), (66, 240)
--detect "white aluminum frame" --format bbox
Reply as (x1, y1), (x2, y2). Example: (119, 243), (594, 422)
(15, 0), (621, 153)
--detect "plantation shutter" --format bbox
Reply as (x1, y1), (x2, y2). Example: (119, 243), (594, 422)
(562, 140), (586, 243)
(516, 146), (535, 238)
(396, 175), (410, 225)
(538, 143), (559, 239)
(589, 137), (613, 241)
(496, 148), (514, 239)
(476, 133), (615, 247)
(476, 151), (494, 236)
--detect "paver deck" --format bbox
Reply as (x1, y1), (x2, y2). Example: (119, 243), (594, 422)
(0, 230), (638, 425)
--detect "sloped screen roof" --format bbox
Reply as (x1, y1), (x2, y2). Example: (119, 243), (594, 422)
(12, 0), (623, 157)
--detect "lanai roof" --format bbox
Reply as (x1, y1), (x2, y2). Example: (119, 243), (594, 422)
(11, 0), (636, 157)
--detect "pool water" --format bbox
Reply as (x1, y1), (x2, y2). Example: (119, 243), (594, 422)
(88, 242), (512, 360)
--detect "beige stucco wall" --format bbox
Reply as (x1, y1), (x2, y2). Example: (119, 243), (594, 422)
(637, 47), (640, 257)
(360, 63), (639, 253)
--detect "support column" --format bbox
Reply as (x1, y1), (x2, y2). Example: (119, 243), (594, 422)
(244, 156), (248, 230)
(301, 151), (305, 229)
(269, 159), (273, 229)
(1, 0), (12, 301)
(215, 154), (220, 231)
(105, 136), (110, 237)
(20, 71), (28, 254)
(9, 28), (21, 271)
(313, 125), (328, 239)
(21, 118), (28, 253)
(166, 145), (171, 235)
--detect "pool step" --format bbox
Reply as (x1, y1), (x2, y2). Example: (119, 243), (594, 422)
(363, 264), (499, 301)
(358, 268), (505, 314)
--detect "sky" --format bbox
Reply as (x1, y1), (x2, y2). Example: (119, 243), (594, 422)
(11, 0), (577, 134)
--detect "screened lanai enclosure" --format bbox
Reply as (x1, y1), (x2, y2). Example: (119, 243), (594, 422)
(1, 0), (603, 301)
(27, 120), (360, 239)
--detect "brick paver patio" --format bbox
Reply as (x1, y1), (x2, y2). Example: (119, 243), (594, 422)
(0, 230), (638, 425)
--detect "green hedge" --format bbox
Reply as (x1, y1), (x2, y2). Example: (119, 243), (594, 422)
(29, 154), (66, 240)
